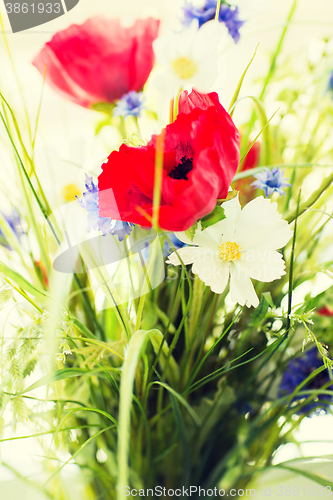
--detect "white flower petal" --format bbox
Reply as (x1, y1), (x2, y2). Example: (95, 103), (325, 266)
(204, 262), (230, 294)
(169, 195), (289, 306)
(176, 220), (224, 248)
(198, 224), (223, 245)
(229, 263), (259, 308)
(166, 246), (213, 266)
(149, 70), (180, 99)
(190, 226), (220, 250)
(174, 231), (193, 245)
(191, 68), (218, 92)
(153, 36), (175, 66)
(178, 24), (199, 56)
(234, 196), (292, 251)
(193, 20), (225, 58)
(191, 260), (229, 294)
(237, 249), (286, 282)
(152, 22), (220, 98)
(216, 196), (242, 242)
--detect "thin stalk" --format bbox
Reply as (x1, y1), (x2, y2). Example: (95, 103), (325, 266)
(0, 10), (32, 142)
(136, 131), (165, 333)
(215, 0), (221, 20)
(0, 109), (56, 242)
(188, 276), (204, 342)
(259, 0), (298, 102)
(286, 170), (333, 223)
(1, 105), (106, 337)
(286, 190), (301, 337)
(152, 131), (165, 230)
(4, 278), (44, 314)
(242, 0), (298, 150)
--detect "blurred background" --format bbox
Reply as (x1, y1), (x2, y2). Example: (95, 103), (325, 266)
(1, 0), (333, 497)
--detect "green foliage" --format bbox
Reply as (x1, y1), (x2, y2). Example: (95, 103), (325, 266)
(184, 222), (198, 242)
(200, 205), (225, 230)
(184, 204), (226, 242)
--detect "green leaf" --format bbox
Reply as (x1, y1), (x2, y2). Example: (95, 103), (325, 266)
(239, 96), (276, 166)
(152, 380), (201, 426)
(95, 117), (113, 134)
(149, 329), (180, 385)
(233, 163), (331, 182)
(117, 329), (150, 496)
(90, 102), (115, 114)
(229, 43), (259, 117)
(217, 190), (239, 203)
(44, 425), (115, 487)
(250, 293), (273, 324)
(184, 205), (226, 241)
(18, 367), (119, 394)
(200, 205), (225, 230)
(262, 291), (275, 308)
(286, 171), (333, 223)
(184, 222), (198, 242)
(0, 262), (48, 301)
(169, 391), (191, 487)
(274, 465), (333, 489)
(71, 315), (96, 339)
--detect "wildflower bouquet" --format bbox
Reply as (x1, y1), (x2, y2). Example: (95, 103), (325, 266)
(1, 0), (333, 498)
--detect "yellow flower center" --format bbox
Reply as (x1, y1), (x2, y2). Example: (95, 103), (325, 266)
(172, 57), (197, 80)
(62, 183), (82, 202)
(219, 241), (242, 261)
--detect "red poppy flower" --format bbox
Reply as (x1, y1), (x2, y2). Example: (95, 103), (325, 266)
(235, 141), (260, 203)
(241, 141), (261, 172)
(33, 17), (159, 108)
(317, 306), (333, 317)
(98, 89), (240, 231)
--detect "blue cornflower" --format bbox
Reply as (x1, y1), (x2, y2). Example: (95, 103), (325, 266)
(112, 220), (134, 242)
(163, 233), (187, 257)
(182, 1), (245, 43)
(113, 91), (145, 118)
(278, 346), (333, 416)
(77, 174), (133, 241)
(251, 167), (291, 197)
(0, 209), (23, 250)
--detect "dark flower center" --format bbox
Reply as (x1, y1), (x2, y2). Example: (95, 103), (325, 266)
(168, 156), (193, 180)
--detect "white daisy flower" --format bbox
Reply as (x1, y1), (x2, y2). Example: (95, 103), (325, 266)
(152, 20), (225, 98)
(166, 196), (293, 308)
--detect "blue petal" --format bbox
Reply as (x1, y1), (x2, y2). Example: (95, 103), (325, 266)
(278, 346), (333, 416)
(181, 0), (245, 43)
(252, 167), (291, 198)
(77, 175), (134, 241)
(113, 91), (145, 118)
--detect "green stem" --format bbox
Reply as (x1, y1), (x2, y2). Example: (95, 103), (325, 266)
(242, 0), (297, 152)
(4, 278), (44, 314)
(286, 170), (333, 223)
(0, 11), (32, 142)
(259, 0), (298, 102)
(215, 0), (221, 20)
(152, 133), (165, 230)
(0, 109), (57, 243)
(188, 276), (205, 343)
